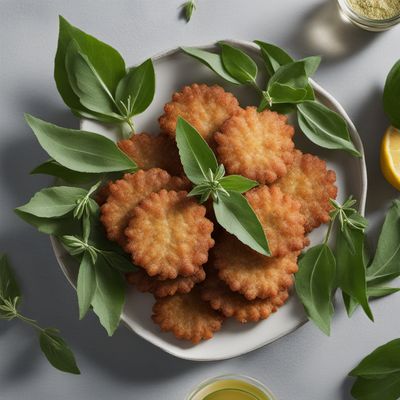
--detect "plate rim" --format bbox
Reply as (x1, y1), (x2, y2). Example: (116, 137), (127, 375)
(51, 39), (367, 361)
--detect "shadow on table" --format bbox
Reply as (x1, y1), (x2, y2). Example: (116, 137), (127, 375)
(289, 0), (377, 62)
(340, 375), (355, 400)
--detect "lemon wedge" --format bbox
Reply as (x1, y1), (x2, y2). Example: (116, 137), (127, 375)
(380, 126), (400, 190)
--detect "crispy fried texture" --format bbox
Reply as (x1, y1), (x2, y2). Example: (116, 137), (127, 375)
(100, 169), (189, 246)
(125, 190), (214, 279)
(246, 186), (308, 257)
(159, 84), (240, 145)
(215, 107), (295, 184)
(152, 288), (224, 343)
(214, 233), (298, 300)
(118, 133), (183, 176)
(273, 150), (338, 232)
(201, 270), (289, 323)
(126, 268), (206, 297)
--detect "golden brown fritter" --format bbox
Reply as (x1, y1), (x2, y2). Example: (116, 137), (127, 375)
(100, 169), (189, 246)
(152, 288), (224, 343)
(159, 83), (240, 145)
(215, 107), (295, 184)
(214, 233), (298, 300)
(125, 190), (214, 279)
(126, 267), (206, 298)
(118, 133), (184, 176)
(273, 150), (338, 232)
(246, 186), (308, 257)
(200, 270), (289, 323)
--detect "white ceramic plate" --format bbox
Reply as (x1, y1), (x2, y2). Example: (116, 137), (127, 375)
(51, 40), (367, 361)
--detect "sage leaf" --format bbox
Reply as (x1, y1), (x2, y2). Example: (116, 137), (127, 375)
(336, 226), (373, 321)
(301, 56), (321, 77)
(25, 114), (137, 173)
(16, 186), (88, 218)
(220, 43), (258, 84)
(55, 16), (125, 113)
(295, 244), (336, 335)
(115, 58), (155, 117)
(367, 200), (400, 284)
(101, 251), (137, 273)
(39, 328), (80, 374)
(367, 286), (400, 297)
(383, 59), (400, 130)
(175, 117), (218, 184)
(351, 374), (400, 400)
(213, 191), (270, 256)
(297, 101), (361, 157)
(184, 0), (196, 22)
(181, 47), (240, 84)
(91, 254), (125, 336)
(0, 254), (20, 307)
(254, 40), (293, 76)
(268, 60), (308, 91)
(65, 41), (120, 119)
(267, 83), (307, 104)
(77, 252), (96, 320)
(219, 175), (258, 193)
(31, 159), (99, 184)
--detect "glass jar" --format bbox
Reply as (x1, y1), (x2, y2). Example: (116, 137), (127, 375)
(337, 0), (400, 31)
(186, 374), (277, 400)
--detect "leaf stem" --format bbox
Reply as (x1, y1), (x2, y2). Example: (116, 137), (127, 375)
(323, 219), (334, 245)
(16, 313), (45, 332)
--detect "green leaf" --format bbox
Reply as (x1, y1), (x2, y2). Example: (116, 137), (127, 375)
(297, 101), (361, 157)
(181, 47), (240, 84)
(367, 200), (400, 284)
(25, 114), (137, 173)
(351, 374), (400, 400)
(15, 209), (81, 236)
(31, 159), (99, 184)
(213, 191), (270, 256)
(368, 286), (400, 297)
(383, 59), (400, 129)
(101, 251), (137, 273)
(65, 41), (120, 118)
(77, 252), (96, 320)
(39, 328), (80, 374)
(175, 117), (218, 184)
(0, 254), (20, 306)
(295, 244), (336, 335)
(115, 58), (155, 117)
(184, 0), (196, 22)
(16, 186), (88, 218)
(219, 175), (258, 193)
(268, 60), (308, 90)
(54, 15), (125, 113)
(267, 83), (307, 104)
(301, 56), (321, 77)
(254, 40), (294, 75)
(220, 43), (258, 84)
(91, 254), (125, 336)
(336, 226), (373, 321)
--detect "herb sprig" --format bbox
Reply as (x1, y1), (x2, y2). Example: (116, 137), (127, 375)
(0, 254), (80, 374)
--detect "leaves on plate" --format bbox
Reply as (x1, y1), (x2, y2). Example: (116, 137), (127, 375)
(77, 251), (96, 320)
(219, 175), (258, 193)
(254, 40), (294, 76)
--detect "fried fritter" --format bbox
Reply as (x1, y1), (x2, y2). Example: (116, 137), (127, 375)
(246, 186), (308, 257)
(214, 233), (298, 300)
(215, 107), (295, 184)
(152, 288), (224, 343)
(126, 267), (206, 298)
(201, 270), (289, 323)
(118, 133), (183, 176)
(273, 150), (338, 232)
(159, 83), (240, 145)
(125, 190), (214, 279)
(100, 169), (189, 246)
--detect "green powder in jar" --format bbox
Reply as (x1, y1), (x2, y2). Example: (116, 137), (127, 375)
(347, 0), (400, 19)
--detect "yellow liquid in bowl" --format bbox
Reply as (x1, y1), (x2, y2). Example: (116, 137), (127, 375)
(191, 379), (271, 400)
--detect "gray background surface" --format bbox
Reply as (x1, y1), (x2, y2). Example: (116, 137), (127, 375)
(0, 1), (399, 399)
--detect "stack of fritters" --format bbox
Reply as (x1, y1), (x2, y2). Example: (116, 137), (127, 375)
(99, 83), (338, 344)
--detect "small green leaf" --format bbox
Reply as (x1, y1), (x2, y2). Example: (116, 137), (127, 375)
(184, 0), (196, 22)
(77, 252), (96, 320)
(39, 328), (80, 374)
(25, 114), (137, 173)
(175, 117), (218, 184)
(267, 83), (307, 104)
(297, 101), (361, 157)
(181, 47), (240, 84)
(220, 43), (258, 84)
(295, 244), (336, 335)
(383, 59), (400, 130)
(16, 186), (88, 218)
(0, 254), (20, 306)
(91, 254), (125, 336)
(254, 40), (294, 75)
(268, 60), (308, 90)
(301, 56), (321, 77)
(115, 58), (155, 117)
(213, 191), (270, 256)
(368, 285), (400, 298)
(219, 175), (258, 193)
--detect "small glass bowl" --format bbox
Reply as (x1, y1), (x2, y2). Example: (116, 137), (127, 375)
(186, 374), (277, 400)
(337, 0), (400, 31)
